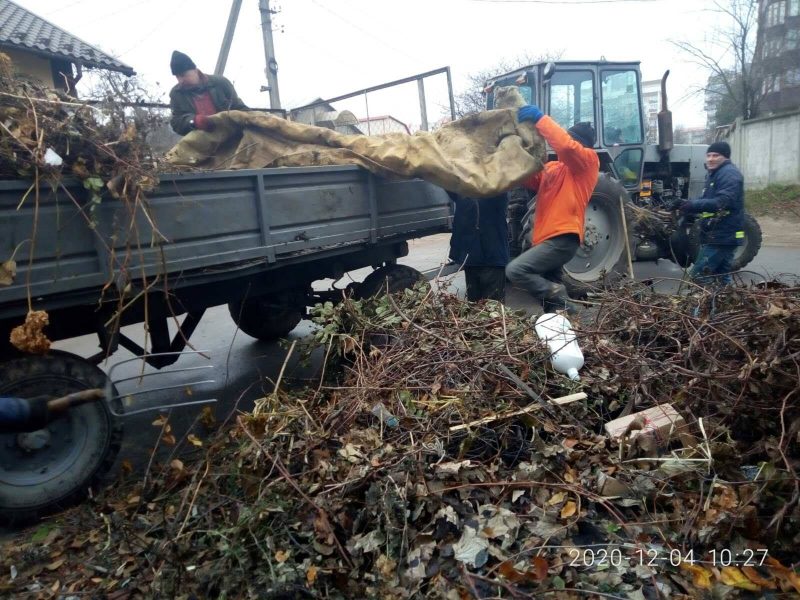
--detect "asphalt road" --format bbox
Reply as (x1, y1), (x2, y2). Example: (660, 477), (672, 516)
(49, 236), (800, 476)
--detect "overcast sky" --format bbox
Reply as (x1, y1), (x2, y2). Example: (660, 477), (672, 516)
(17, 0), (730, 129)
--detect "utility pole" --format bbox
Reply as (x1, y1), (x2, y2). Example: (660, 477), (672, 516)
(214, 0), (243, 76)
(259, 0), (281, 109)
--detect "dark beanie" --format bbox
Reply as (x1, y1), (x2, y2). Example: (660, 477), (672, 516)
(707, 141), (731, 158)
(567, 122), (596, 148)
(170, 50), (196, 76)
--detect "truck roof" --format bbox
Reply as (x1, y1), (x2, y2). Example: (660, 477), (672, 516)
(486, 60), (642, 86)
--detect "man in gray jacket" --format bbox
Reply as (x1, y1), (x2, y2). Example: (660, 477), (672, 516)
(168, 50), (248, 135)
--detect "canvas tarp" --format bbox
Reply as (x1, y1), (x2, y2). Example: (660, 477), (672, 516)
(165, 108), (546, 198)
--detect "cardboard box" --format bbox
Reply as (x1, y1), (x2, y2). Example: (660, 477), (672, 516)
(604, 403), (696, 448)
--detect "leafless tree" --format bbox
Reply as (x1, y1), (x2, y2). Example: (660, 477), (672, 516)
(671, 0), (763, 126)
(450, 50), (564, 119)
(84, 71), (180, 155)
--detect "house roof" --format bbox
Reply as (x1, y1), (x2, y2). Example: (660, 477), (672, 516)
(0, 0), (134, 76)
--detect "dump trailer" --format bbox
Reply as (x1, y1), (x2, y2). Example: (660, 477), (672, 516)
(0, 164), (452, 523)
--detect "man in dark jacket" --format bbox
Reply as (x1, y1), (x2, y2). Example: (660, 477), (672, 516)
(682, 141), (744, 285)
(168, 50), (248, 135)
(449, 193), (509, 302)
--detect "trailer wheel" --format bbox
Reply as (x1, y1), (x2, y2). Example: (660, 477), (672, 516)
(517, 174), (631, 298)
(228, 291), (304, 341)
(356, 264), (426, 299)
(685, 212), (763, 270)
(0, 351), (122, 525)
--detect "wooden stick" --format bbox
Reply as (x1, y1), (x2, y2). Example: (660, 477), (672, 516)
(449, 392), (587, 432)
(47, 388), (105, 413)
(619, 191), (635, 279)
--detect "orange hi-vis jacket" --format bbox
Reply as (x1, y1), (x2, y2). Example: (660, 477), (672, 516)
(522, 116), (599, 246)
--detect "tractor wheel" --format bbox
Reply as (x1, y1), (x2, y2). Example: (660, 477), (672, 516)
(228, 290), (305, 341)
(0, 351), (123, 526)
(685, 212), (763, 270)
(517, 174), (631, 298)
(356, 264), (426, 299)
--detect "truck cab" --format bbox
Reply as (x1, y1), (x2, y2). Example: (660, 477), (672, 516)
(484, 60), (646, 194)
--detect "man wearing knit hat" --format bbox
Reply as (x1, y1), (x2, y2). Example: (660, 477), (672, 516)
(168, 50), (248, 135)
(505, 104), (599, 314)
(680, 140), (744, 285)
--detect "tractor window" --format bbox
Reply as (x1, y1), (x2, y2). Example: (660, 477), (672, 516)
(601, 70), (643, 145)
(613, 148), (643, 187)
(548, 70), (594, 130)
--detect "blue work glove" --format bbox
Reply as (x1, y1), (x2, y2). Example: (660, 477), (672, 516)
(517, 104), (544, 124)
(679, 200), (693, 214)
(0, 396), (50, 432)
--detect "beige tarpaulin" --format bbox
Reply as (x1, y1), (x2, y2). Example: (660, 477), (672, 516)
(165, 105), (546, 198)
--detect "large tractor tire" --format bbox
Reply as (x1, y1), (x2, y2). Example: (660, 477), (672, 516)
(686, 212), (763, 270)
(0, 351), (123, 525)
(517, 174), (631, 298)
(356, 264), (426, 299)
(229, 291), (305, 341)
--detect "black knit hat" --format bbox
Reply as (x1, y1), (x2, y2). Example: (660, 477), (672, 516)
(707, 141), (731, 158)
(170, 50), (196, 76)
(568, 122), (596, 148)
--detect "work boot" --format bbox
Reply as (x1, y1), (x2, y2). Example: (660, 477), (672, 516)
(543, 283), (580, 316)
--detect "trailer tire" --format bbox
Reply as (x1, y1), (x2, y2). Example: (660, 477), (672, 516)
(517, 174), (631, 298)
(0, 351), (122, 526)
(686, 212), (763, 270)
(228, 292), (304, 341)
(356, 264), (426, 299)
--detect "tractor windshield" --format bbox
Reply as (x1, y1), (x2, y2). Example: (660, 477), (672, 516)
(547, 70), (595, 131)
(600, 69), (643, 145)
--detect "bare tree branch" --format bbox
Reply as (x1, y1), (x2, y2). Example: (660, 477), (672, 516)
(670, 0), (763, 128)
(450, 50), (564, 119)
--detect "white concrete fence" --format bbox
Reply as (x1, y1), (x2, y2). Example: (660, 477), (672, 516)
(727, 110), (800, 189)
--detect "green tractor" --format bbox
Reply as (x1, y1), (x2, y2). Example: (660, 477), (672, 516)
(484, 61), (762, 295)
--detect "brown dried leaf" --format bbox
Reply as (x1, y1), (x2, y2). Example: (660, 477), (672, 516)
(531, 556), (549, 581)
(306, 565), (318, 584)
(719, 566), (761, 591)
(0, 259), (16, 286)
(679, 563), (713, 589)
(46, 557), (65, 571)
(200, 406), (216, 428)
(741, 565), (776, 589)
(560, 501), (577, 519)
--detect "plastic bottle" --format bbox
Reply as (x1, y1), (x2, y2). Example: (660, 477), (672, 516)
(534, 313), (584, 381)
(371, 402), (399, 428)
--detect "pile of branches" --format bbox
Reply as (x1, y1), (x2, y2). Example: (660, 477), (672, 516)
(0, 52), (160, 194)
(2, 283), (800, 599)
(582, 281), (800, 458)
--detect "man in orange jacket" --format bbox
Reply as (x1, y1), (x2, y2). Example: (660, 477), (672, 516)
(505, 104), (599, 314)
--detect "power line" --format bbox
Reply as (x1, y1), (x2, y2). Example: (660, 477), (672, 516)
(115, 0), (192, 59)
(309, 0), (426, 64)
(464, 0), (663, 3)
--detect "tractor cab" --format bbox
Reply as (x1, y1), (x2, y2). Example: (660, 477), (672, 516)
(485, 61), (646, 193)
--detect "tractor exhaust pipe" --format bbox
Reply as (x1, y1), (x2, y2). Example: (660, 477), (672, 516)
(657, 70), (673, 156)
